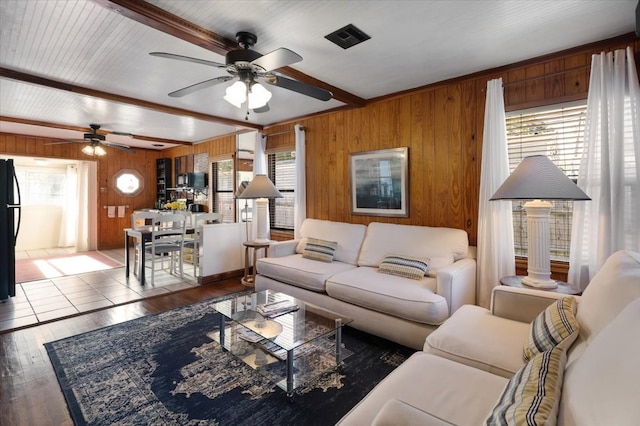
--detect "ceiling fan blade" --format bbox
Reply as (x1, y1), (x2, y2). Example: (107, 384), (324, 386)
(169, 76), (235, 98)
(264, 74), (333, 101)
(150, 52), (226, 68)
(104, 142), (136, 154)
(251, 48), (302, 72)
(44, 140), (82, 146)
(253, 104), (270, 113)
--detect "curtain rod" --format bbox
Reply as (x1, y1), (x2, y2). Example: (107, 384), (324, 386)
(262, 126), (306, 137)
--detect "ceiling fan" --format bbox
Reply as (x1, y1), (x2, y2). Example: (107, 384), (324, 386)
(45, 124), (136, 155)
(150, 31), (333, 114)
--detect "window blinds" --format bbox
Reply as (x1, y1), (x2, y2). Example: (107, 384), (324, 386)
(506, 102), (587, 261)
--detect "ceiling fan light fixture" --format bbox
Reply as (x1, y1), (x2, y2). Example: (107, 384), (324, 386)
(224, 81), (247, 108)
(82, 143), (106, 156)
(248, 83), (272, 109)
(82, 145), (95, 156)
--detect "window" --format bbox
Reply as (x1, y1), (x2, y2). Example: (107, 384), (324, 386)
(15, 167), (66, 206)
(506, 102), (587, 261)
(114, 169), (143, 196)
(268, 151), (295, 230)
(211, 159), (235, 223)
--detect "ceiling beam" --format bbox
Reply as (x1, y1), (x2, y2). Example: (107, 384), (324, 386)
(0, 67), (262, 131)
(92, 0), (367, 107)
(0, 116), (192, 146)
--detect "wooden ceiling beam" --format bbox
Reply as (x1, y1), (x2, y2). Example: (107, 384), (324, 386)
(0, 67), (262, 131)
(92, 0), (367, 107)
(0, 116), (192, 146)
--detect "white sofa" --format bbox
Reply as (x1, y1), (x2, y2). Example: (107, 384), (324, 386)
(337, 249), (640, 425)
(255, 219), (476, 349)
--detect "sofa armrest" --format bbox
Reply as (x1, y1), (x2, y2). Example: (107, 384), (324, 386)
(490, 286), (581, 323)
(436, 257), (477, 316)
(371, 399), (454, 426)
(266, 239), (299, 258)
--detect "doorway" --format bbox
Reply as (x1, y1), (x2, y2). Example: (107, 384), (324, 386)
(7, 155), (98, 258)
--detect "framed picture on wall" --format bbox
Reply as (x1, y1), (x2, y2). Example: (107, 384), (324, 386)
(350, 147), (409, 217)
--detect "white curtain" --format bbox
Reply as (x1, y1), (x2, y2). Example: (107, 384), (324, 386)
(252, 131), (268, 240)
(58, 161), (97, 251)
(76, 161), (97, 251)
(294, 124), (306, 238)
(477, 78), (515, 308)
(569, 46), (640, 290)
(58, 164), (77, 248)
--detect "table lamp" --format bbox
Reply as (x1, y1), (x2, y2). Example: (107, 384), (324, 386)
(237, 174), (283, 243)
(235, 180), (250, 241)
(490, 155), (590, 288)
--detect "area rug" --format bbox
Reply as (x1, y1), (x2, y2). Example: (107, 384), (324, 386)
(16, 251), (122, 283)
(45, 294), (415, 425)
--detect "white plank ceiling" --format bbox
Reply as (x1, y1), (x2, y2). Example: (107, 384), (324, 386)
(0, 0), (637, 150)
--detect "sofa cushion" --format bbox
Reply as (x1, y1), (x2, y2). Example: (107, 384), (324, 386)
(524, 296), (579, 362)
(558, 297), (640, 426)
(425, 305), (529, 378)
(337, 352), (508, 426)
(326, 266), (449, 325)
(378, 254), (430, 280)
(301, 237), (338, 263)
(485, 345), (567, 426)
(358, 222), (469, 268)
(295, 219), (367, 265)
(576, 249), (640, 343)
(372, 399), (454, 426)
(256, 254), (358, 292)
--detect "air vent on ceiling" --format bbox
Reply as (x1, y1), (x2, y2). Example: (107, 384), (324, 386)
(325, 24), (370, 49)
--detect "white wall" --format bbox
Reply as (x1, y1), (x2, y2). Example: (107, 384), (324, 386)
(16, 205), (63, 250)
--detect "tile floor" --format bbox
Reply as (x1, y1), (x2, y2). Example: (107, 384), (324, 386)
(1, 248), (199, 333)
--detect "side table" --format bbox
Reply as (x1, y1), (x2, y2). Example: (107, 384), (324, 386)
(500, 275), (582, 296)
(242, 241), (270, 287)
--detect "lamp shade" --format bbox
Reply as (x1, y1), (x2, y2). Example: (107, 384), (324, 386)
(237, 175), (283, 199)
(235, 180), (250, 198)
(223, 81), (247, 108)
(247, 83), (272, 109)
(490, 155), (590, 201)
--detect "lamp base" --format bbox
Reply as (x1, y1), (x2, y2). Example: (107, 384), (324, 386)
(522, 276), (558, 289)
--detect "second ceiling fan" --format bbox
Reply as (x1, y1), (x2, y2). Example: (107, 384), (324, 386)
(151, 31), (333, 114)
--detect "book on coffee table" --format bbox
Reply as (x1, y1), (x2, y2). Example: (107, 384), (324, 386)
(256, 300), (299, 318)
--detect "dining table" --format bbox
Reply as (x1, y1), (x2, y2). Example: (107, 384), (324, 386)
(124, 226), (194, 285)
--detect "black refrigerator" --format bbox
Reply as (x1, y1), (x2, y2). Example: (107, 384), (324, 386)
(0, 159), (21, 300)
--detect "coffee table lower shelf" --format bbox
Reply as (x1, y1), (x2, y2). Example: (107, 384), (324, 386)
(210, 321), (352, 396)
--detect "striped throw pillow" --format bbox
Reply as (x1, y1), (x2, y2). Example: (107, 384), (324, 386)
(486, 345), (566, 425)
(302, 237), (338, 262)
(378, 254), (430, 280)
(523, 296), (579, 362)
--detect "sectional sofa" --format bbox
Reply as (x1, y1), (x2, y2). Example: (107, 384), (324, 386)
(255, 218), (476, 349)
(337, 249), (640, 425)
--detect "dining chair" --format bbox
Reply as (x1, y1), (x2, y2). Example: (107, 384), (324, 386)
(130, 211), (157, 277)
(143, 212), (187, 285)
(183, 212), (223, 277)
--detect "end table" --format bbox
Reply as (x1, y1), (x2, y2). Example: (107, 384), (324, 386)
(242, 241), (270, 287)
(500, 275), (582, 296)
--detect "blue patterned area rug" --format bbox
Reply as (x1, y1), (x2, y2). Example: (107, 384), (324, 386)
(45, 294), (414, 425)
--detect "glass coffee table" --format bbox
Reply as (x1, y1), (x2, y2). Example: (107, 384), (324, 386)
(211, 290), (353, 396)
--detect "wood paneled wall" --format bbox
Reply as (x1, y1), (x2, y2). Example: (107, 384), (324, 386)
(264, 34), (640, 247)
(0, 133), (163, 249)
(1, 34), (638, 251)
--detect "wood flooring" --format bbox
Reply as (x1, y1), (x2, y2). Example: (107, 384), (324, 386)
(0, 279), (245, 426)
